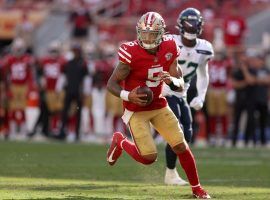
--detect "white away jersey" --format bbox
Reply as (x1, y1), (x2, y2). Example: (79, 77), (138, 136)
(163, 35), (214, 98)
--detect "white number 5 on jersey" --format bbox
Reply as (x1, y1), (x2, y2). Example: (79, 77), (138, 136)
(146, 67), (163, 87)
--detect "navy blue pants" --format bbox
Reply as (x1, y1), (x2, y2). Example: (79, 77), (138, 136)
(165, 95), (193, 169)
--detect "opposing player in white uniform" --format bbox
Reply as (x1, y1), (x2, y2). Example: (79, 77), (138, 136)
(163, 8), (214, 185)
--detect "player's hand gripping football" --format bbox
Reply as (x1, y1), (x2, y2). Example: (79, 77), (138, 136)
(129, 86), (148, 106)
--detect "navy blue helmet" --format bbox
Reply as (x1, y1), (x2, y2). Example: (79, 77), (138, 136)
(177, 8), (203, 40)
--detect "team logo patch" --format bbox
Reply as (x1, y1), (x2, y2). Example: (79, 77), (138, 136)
(165, 53), (173, 61)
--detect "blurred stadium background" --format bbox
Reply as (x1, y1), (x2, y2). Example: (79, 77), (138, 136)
(0, 0), (270, 199)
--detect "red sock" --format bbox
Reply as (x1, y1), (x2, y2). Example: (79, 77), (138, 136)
(121, 139), (154, 165)
(177, 147), (200, 186)
(14, 110), (25, 125)
(221, 116), (228, 137)
(89, 112), (94, 133)
(68, 115), (77, 133)
(209, 116), (217, 136)
(113, 116), (119, 132)
(51, 115), (57, 130)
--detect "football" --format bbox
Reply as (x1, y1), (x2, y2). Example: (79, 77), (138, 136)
(136, 86), (153, 105)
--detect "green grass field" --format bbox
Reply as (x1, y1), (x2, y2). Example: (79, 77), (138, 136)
(0, 141), (269, 200)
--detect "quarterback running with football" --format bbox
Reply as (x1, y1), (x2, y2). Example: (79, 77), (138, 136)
(106, 12), (211, 199)
(163, 8), (214, 186)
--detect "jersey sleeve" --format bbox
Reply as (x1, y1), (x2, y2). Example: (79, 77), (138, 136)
(171, 39), (180, 60)
(163, 35), (180, 60)
(162, 39), (180, 68)
(196, 40), (214, 62)
(176, 42), (180, 57)
(118, 43), (132, 65)
(204, 41), (214, 61)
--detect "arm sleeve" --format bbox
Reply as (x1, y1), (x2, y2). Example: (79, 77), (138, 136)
(167, 39), (180, 67)
(206, 42), (214, 61)
(196, 60), (209, 102)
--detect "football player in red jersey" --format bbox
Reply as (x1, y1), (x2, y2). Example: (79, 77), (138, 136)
(207, 52), (232, 146)
(3, 38), (35, 138)
(28, 41), (66, 137)
(106, 12), (210, 199)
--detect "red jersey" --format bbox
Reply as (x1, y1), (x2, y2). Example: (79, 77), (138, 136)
(118, 38), (180, 112)
(94, 58), (114, 86)
(39, 56), (66, 90)
(4, 54), (34, 85)
(209, 59), (232, 88)
(223, 16), (246, 46)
